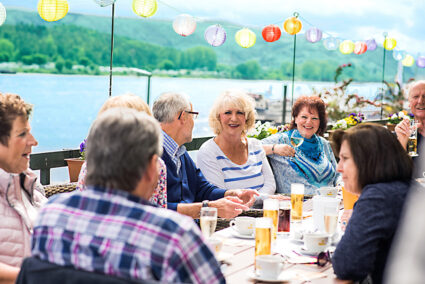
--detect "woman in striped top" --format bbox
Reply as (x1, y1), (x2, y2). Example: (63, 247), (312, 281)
(197, 90), (282, 208)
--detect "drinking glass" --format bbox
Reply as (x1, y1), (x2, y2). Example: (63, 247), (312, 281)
(291, 183), (304, 222)
(255, 217), (273, 258)
(290, 130), (304, 161)
(323, 206), (338, 236)
(278, 200), (291, 234)
(263, 199), (279, 241)
(408, 119), (419, 157)
(200, 207), (217, 239)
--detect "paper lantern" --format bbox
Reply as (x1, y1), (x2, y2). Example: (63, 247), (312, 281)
(417, 56), (425, 68)
(283, 16), (302, 35)
(365, 38), (377, 51)
(262, 25), (281, 42)
(323, 37), (341, 50)
(235, 28), (256, 48)
(37, 0), (69, 22)
(383, 38), (397, 50)
(93, 0), (116, 7)
(339, 40), (355, 54)
(402, 54), (414, 67)
(173, 14), (196, 37)
(0, 2), (6, 26)
(354, 41), (367, 55)
(305, 27), (322, 43)
(392, 49), (406, 61)
(204, 24), (226, 47)
(132, 0), (157, 18)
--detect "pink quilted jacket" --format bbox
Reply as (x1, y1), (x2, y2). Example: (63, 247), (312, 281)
(0, 168), (47, 267)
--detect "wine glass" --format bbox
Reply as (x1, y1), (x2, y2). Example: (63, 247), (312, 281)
(290, 130), (304, 160)
(408, 119), (419, 157)
(200, 207), (217, 239)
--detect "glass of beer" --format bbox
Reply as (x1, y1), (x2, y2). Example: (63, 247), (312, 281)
(263, 199), (279, 240)
(324, 205), (338, 236)
(200, 207), (217, 239)
(408, 119), (418, 157)
(278, 200), (291, 234)
(255, 217), (272, 258)
(291, 183), (304, 222)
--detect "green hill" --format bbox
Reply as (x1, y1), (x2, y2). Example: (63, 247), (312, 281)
(1, 8), (424, 82)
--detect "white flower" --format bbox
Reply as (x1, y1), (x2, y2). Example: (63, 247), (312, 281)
(398, 111), (405, 118)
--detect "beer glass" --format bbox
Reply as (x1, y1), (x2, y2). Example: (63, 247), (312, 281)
(263, 199), (279, 240)
(200, 207), (217, 238)
(278, 200), (291, 234)
(291, 183), (304, 222)
(255, 217), (272, 257)
(408, 119), (418, 157)
(323, 205), (338, 236)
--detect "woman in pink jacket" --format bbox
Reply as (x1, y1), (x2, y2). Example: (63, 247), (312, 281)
(0, 93), (47, 284)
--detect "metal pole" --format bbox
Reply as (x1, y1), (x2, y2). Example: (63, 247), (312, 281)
(291, 34), (297, 106)
(108, 3), (115, 97)
(380, 32), (387, 119)
(147, 75), (151, 105)
(282, 84), (287, 124)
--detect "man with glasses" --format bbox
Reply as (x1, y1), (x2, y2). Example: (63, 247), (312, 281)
(153, 92), (258, 218)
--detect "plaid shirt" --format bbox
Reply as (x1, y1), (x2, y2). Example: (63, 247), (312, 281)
(31, 186), (225, 283)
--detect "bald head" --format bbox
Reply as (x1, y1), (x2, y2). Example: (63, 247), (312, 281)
(408, 81), (425, 121)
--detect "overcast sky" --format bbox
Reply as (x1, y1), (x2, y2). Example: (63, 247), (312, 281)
(2, 0), (424, 55)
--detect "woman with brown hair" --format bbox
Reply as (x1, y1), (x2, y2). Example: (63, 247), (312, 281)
(262, 95), (340, 194)
(332, 123), (412, 284)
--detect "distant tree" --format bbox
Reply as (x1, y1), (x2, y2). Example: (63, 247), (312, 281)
(64, 59), (73, 70)
(157, 59), (174, 70)
(236, 60), (261, 79)
(0, 39), (14, 59)
(55, 57), (65, 72)
(0, 52), (9, 62)
(79, 57), (91, 66)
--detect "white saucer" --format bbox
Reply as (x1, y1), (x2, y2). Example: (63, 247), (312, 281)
(231, 229), (255, 239)
(300, 246), (322, 256)
(248, 271), (290, 283)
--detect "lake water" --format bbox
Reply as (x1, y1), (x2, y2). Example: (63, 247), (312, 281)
(0, 73), (383, 182)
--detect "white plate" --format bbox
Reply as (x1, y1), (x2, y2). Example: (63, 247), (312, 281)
(300, 246), (323, 256)
(248, 271), (291, 283)
(231, 230), (255, 239)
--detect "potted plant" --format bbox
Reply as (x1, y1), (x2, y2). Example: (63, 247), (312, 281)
(247, 121), (290, 140)
(65, 139), (86, 182)
(329, 113), (364, 139)
(387, 111), (413, 131)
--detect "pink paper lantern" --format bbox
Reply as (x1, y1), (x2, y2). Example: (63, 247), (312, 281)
(353, 41), (367, 55)
(204, 25), (226, 47)
(173, 14), (196, 37)
(305, 27), (322, 43)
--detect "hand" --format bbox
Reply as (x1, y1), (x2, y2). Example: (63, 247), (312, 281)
(209, 196), (249, 218)
(273, 144), (295, 157)
(268, 194), (291, 201)
(225, 189), (259, 207)
(395, 118), (410, 149)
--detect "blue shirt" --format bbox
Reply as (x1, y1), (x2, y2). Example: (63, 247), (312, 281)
(31, 186), (225, 283)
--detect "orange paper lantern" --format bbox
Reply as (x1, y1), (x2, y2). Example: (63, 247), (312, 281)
(283, 16), (302, 35)
(262, 24), (281, 42)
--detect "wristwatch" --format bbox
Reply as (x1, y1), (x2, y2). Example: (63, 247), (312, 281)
(202, 200), (209, 207)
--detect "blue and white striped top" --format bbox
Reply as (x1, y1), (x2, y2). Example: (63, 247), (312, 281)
(197, 138), (276, 205)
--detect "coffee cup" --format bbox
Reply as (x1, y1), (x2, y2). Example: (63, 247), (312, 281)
(230, 216), (255, 235)
(303, 233), (329, 253)
(206, 237), (223, 256)
(318, 187), (338, 198)
(255, 255), (283, 280)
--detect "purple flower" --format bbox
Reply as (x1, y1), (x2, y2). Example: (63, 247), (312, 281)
(79, 139), (86, 153)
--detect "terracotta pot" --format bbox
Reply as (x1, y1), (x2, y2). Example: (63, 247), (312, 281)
(65, 158), (84, 182)
(386, 124), (396, 132)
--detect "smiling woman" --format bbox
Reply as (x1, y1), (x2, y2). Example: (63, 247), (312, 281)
(0, 93), (47, 283)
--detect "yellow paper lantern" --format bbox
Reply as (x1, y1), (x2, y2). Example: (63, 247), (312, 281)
(402, 54), (414, 67)
(383, 38), (397, 50)
(235, 28), (256, 48)
(37, 0), (69, 22)
(283, 16), (302, 35)
(132, 0), (157, 18)
(339, 40), (355, 54)
(0, 2), (6, 26)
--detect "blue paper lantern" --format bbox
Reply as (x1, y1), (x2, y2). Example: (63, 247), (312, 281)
(204, 24), (226, 47)
(323, 37), (341, 50)
(365, 38), (377, 51)
(392, 49), (406, 61)
(305, 27), (322, 43)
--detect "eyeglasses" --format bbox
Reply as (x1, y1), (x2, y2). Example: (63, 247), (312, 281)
(316, 251), (332, 267)
(178, 110), (199, 120)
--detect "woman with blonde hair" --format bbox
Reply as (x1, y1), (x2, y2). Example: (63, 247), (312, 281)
(77, 94), (167, 208)
(197, 90), (277, 207)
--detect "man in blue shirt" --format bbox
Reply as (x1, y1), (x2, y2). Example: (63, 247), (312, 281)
(153, 92), (258, 218)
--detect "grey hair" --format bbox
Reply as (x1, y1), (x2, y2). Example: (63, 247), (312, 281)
(152, 92), (191, 123)
(408, 80), (425, 98)
(85, 108), (163, 193)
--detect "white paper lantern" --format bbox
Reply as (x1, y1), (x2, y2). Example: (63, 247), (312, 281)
(93, 0), (116, 7)
(323, 37), (341, 50)
(392, 49), (406, 61)
(173, 14), (196, 37)
(204, 24), (226, 47)
(0, 2), (6, 26)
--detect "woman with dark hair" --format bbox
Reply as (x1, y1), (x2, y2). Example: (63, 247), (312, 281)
(262, 96), (340, 194)
(332, 123), (413, 284)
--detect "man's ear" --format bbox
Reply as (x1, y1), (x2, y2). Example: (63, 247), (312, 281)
(145, 154), (158, 184)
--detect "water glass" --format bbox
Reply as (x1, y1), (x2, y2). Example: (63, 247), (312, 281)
(200, 207), (217, 238)
(263, 199), (279, 240)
